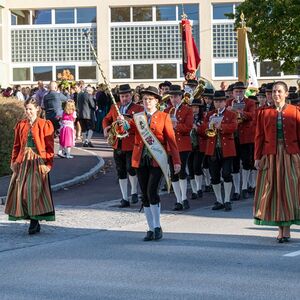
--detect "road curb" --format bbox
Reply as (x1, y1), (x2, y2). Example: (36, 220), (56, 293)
(0, 146), (104, 205)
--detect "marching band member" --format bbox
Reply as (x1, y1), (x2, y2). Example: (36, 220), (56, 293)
(201, 89), (215, 192)
(227, 81), (256, 200)
(254, 81), (300, 242)
(203, 91), (238, 211)
(118, 86), (181, 241)
(165, 85), (194, 211)
(188, 99), (204, 199)
(103, 84), (143, 208)
(265, 82), (275, 106)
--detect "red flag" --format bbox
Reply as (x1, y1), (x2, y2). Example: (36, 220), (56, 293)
(181, 18), (201, 77)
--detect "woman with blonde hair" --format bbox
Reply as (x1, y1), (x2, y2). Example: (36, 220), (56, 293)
(5, 98), (55, 234)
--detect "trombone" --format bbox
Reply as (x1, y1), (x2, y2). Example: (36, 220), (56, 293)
(83, 29), (129, 145)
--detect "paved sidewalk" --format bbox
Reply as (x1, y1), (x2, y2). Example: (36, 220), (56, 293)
(0, 137), (104, 200)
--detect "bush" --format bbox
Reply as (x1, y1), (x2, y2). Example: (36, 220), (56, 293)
(0, 97), (25, 176)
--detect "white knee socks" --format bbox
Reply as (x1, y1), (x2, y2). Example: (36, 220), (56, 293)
(232, 173), (240, 194)
(249, 170), (257, 188)
(190, 179), (197, 193)
(87, 129), (93, 142)
(195, 175), (203, 191)
(212, 183), (223, 204)
(150, 204), (161, 228)
(144, 207), (154, 231)
(242, 169), (250, 190)
(223, 182), (232, 203)
(203, 168), (210, 186)
(119, 179), (128, 201)
(172, 181), (182, 203)
(129, 175), (138, 195)
(179, 179), (188, 201)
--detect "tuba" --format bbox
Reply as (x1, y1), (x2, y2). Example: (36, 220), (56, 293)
(183, 77), (211, 104)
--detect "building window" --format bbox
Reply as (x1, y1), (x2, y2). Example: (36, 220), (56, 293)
(55, 9), (75, 24)
(157, 64), (177, 79)
(213, 23), (237, 58)
(113, 65), (131, 79)
(213, 3), (234, 20)
(133, 7), (152, 22)
(11, 10), (30, 25)
(13, 67), (30, 81)
(215, 63), (234, 77)
(260, 61), (281, 77)
(133, 64), (153, 79)
(11, 27), (97, 63)
(283, 65), (300, 76)
(32, 10), (52, 25)
(56, 66), (75, 80)
(77, 7), (96, 23)
(79, 66), (97, 80)
(111, 7), (130, 22)
(156, 5), (176, 21)
(33, 66), (52, 81)
(111, 25), (181, 61)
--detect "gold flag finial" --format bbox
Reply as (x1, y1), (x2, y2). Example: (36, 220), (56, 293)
(240, 12), (246, 28)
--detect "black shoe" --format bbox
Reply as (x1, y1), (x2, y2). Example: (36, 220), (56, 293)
(277, 237), (284, 243)
(173, 203), (183, 211)
(88, 141), (94, 148)
(197, 190), (203, 198)
(131, 193), (138, 204)
(231, 193), (240, 201)
(28, 220), (40, 235)
(212, 202), (225, 210)
(119, 199), (130, 208)
(154, 227), (163, 240)
(143, 231), (154, 241)
(247, 186), (255, 194)
(224, 202), (232, 211)
(204, 185), (213, 192)
(242, 189), (249, 199)
(191, 193), (197, 200)
(83, 141), (89, 147)
(183, 199), (190, 209)
(283, 237), (290, 243)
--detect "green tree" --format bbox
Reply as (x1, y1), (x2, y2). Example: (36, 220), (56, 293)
(233, 0), (300, 73)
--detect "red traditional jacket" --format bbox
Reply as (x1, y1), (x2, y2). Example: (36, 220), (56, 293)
(130, 111), (181, 168)
(11, 118), (54, 169)
(102, 102), (143, 151)
(254, 104), (300, 160)
(201, 109), (238, 158)
(226, 97), (256, 144)
(164, 103), (193, 152)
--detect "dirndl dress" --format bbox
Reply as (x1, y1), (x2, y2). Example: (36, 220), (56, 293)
(5, 131), (55, 221)
(253, 116), (300, 226)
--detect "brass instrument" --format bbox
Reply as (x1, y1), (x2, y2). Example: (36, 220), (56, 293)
(232, 96), (244, 123)
(205, 108), (220, 137)
(83, 29), (128, 146)
(157, 94), (170, 111)
(184, 77), (213, 104)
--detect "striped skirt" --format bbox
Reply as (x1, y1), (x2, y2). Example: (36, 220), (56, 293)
(5, 147), (55, 221)
(254, 141), (300, 226)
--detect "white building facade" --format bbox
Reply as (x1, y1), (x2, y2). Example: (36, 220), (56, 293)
(0, 0), (299, 88)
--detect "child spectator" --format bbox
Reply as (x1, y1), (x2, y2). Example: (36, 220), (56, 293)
(58, 100), (76, 159)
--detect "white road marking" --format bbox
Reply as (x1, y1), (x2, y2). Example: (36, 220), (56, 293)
(283, 250), (300, 257)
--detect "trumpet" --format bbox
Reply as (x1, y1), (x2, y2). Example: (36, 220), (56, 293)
(205, 108), (221, 137)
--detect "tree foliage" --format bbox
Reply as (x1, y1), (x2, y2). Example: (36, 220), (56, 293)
(233, 0), (300, 73)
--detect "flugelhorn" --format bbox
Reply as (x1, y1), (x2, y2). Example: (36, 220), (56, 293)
(205, 108), (220, 137)
(83, 29), (128, 145)
(232, 96), (243, 123)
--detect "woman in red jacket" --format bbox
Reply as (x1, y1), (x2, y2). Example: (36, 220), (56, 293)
(5, 98), (55, 234)
(118, 86), (181, 241)
(254, 81), (300, 243)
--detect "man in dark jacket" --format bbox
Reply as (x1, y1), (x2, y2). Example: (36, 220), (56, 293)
(43, 81), (67, 131)
(77, 86), (96, 147)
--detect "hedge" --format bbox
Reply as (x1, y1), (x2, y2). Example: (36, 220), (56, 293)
(0, 97), (25, 176)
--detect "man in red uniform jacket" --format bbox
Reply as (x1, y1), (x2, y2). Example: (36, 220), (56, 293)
(165, 85), (193, 211)
(203, 91), (238, 211)
(103, 84), (144, 208)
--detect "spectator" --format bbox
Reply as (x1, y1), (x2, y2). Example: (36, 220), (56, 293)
(34, 81), (48, 106)
(95, 84), (111, 133)
(14, 85), (25, 101)
(43, 81), (67, 131)
(77, 86), (96, 147)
